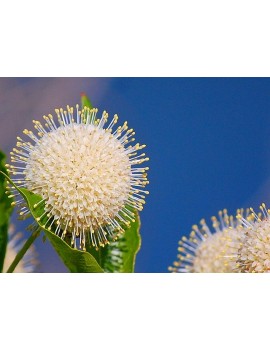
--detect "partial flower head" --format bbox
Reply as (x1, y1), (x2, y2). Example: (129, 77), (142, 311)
(7, 105), (149, 250)
(169, 209), (247, 273)
(3, 224), (38, 273)
(236, 203), (270, 273)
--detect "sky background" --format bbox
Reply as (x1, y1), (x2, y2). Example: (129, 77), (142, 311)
(1, 77), (270, 272)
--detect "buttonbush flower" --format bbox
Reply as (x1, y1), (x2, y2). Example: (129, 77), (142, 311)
(236, 203), (270, 273)
(3, 224), (38, 273)
(169, 209), (247, 273)
(6, 106), (149, 250)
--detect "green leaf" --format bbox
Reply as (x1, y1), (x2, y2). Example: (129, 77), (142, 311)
(0, 173), (104, 273)
(45, 230), (104, 273)
(87, 210), (142, 273)
(81, 93), (93, 109)
(0, 151), (13, 272)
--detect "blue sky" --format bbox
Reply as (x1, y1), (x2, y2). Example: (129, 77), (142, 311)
(2, 78), (270, 272)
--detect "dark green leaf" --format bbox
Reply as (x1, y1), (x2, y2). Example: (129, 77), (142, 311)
(81, 93), (93, 109)
(0, 173), (104, 273)
(87, 210), (141, 273)
(0, 151), (13, 272)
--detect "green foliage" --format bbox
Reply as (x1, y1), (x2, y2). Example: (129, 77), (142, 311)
(0, 151), (13, 272)
(1, 173), (103, 273)
(87, 211), (141, 273)
(81, 93), (93, 109)
(45, 230), (104, 273)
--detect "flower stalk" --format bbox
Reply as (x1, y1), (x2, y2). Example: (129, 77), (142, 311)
(6, 230), (39, 273)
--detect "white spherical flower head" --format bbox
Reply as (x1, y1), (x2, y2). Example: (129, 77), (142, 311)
(169, 209), (247, 273)
(7, 105), (149, 250)
(236, 204), (270, 273)
(3, 224), (38, 273)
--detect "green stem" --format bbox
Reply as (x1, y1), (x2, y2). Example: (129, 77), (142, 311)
(6, 231), (39, 273)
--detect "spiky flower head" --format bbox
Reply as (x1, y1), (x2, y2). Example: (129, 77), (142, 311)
(236, 203), (270, 273)
(3, 224), (38, 273)
(169, 209), (248, 273)
(7, 105), (149, 250)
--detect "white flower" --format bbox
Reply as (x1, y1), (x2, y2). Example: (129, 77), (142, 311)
(7, 105), (149, 250)
(3, 224), (38, 273)
(236, 203), (270, 273)
(169, 209), (247, 273)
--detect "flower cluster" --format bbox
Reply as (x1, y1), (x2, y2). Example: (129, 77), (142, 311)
(6, 105), (149, 250)
(170, 204), (270, 273)
(236, 204), (270, 273)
